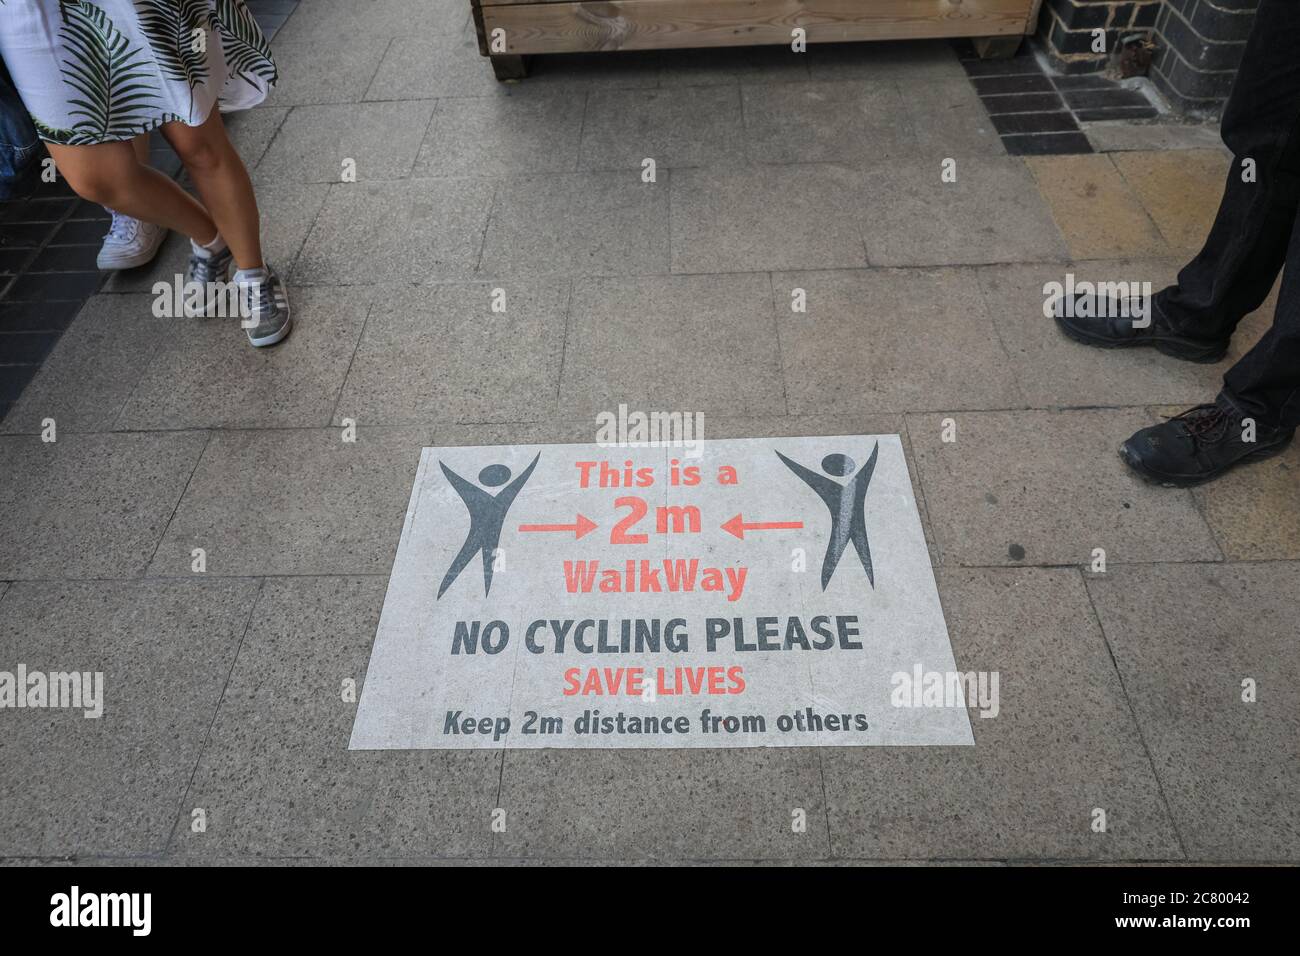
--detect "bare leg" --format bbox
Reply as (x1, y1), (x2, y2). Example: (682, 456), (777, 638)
(45, 138), (216, 241)
(130, 132), (149, 166)
(161, 110), (263, 270)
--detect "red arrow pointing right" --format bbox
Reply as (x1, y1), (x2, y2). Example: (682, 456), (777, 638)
(721, 514), (804, 540)
(519, 514), (597, 539)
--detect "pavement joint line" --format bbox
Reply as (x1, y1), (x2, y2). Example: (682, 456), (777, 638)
(901, 416), (946, 570)
(765, 271), (793, 416)
(471, 179), (500, 275)
(21, 558), (1300, 591)
(327, 298), (378, 427)
(1078, 567), (1192, 863)
(0, 398), (1279, 435)
(162, 578), (268, 857)
(243, 101), (294, 173)
(139, 428), (214, 579)
(551, 277), (574, 406)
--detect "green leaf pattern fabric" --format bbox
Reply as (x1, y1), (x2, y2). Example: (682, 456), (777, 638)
(0, 0), (276, 145)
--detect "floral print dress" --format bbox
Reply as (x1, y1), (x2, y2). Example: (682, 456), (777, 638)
(0, 0), (277, 144)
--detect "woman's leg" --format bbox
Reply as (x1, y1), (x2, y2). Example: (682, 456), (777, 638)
(45, 139), (217, 242)
(161, 110), (264, 271)
(130, 132), (150, 166)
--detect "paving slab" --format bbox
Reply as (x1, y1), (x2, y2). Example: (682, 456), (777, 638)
(147, 426), (432, 577)
(257, 36), (394, 106)
(559, 273), (784, 419)
(905, 79), (1005, 157)
(494, 748), (829, 860)
(104, 182), (329, 293)
(973, 259), (1236, 409)
(115, 286), (370, 430)
(1084, 121), (1227, 154)
(416, 92), (584, 178)
(276, 0), (469, 44)
(176, 576), (499, 859)
(1024, 154), (1170, 260)
(0, 431), (208, 579)
(224, 106), (289, 169)
(859, 158), (1067, 266)
(332, 281), (566, 425)
(0, 295), (167, 434)
(364, 32), (495, 101)
(1110, 149), (1230, 256)
(478, 172), (669, 278)
(774, 267), (1024, 414)
(580, 86), (746, 170)
(293, 178), (493, 285)
(670, 165), (868, 274)
(0, 580), (258, 856)
(906, 408), (1222, 567)
(821, 567), (1182, 860)
(742, 81), (914, 164)
(255, 101), (436, 184)
(1087, 563), (1300, 860)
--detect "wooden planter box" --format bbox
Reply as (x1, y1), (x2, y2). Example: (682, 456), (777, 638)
(470, 0), (1044, 79)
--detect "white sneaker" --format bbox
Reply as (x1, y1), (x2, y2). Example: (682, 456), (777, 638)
(96, 210), (167, 271)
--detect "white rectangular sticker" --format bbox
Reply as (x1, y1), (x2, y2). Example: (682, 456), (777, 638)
(350, 435), (973, 749)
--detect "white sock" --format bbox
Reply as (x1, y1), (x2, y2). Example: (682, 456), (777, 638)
(190, 232), (227, 260)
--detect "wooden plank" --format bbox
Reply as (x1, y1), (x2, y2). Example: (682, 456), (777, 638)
(479, 0), (1033, 54)
(1024, 0), (1044, 35)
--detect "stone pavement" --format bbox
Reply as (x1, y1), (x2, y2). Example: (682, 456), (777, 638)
(1, 0), (1296, 865)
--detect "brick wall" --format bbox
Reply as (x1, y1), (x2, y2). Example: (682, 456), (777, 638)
(1035, 0), (1260, 115)
(1037, 0), (1162, 75)
(1150, 1), (1259, 114)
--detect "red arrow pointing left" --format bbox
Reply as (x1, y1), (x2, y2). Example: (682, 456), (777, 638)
(519, 514), (597, 539)
(721, 514), (804, 540)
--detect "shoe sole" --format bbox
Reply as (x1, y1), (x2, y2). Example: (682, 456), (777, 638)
(1119, 433), (1294, 487)
(1055, 315), (1228, 364)
(247, 314), (292, 348)
(96, 233), (167, 271)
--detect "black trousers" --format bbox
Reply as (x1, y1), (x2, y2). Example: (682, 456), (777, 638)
(1156, 0), (1300, 430)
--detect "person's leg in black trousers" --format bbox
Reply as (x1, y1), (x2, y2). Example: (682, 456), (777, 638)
(1053, 0), (1300, 485)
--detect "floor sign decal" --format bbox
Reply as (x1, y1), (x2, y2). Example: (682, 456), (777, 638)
(350, 435), (973, 749)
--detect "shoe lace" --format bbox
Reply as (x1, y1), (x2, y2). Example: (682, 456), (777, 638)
(1170, 403), (1230, 442)
(240, 275), (274, 325)
(188, 251), (221, 286)
(106, 212), (137, 242)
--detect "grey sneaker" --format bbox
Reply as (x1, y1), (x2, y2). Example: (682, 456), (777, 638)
(184, 242), (234, 317)
(236, 265), (293, 347)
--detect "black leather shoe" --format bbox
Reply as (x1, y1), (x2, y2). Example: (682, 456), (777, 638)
(1054, 293), (1229, 363)
(1120, 402), (1294, 487)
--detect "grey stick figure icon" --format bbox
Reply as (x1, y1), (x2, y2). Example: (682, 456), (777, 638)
(437, 452), (540, 599)
(775, 443), (880, 589)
